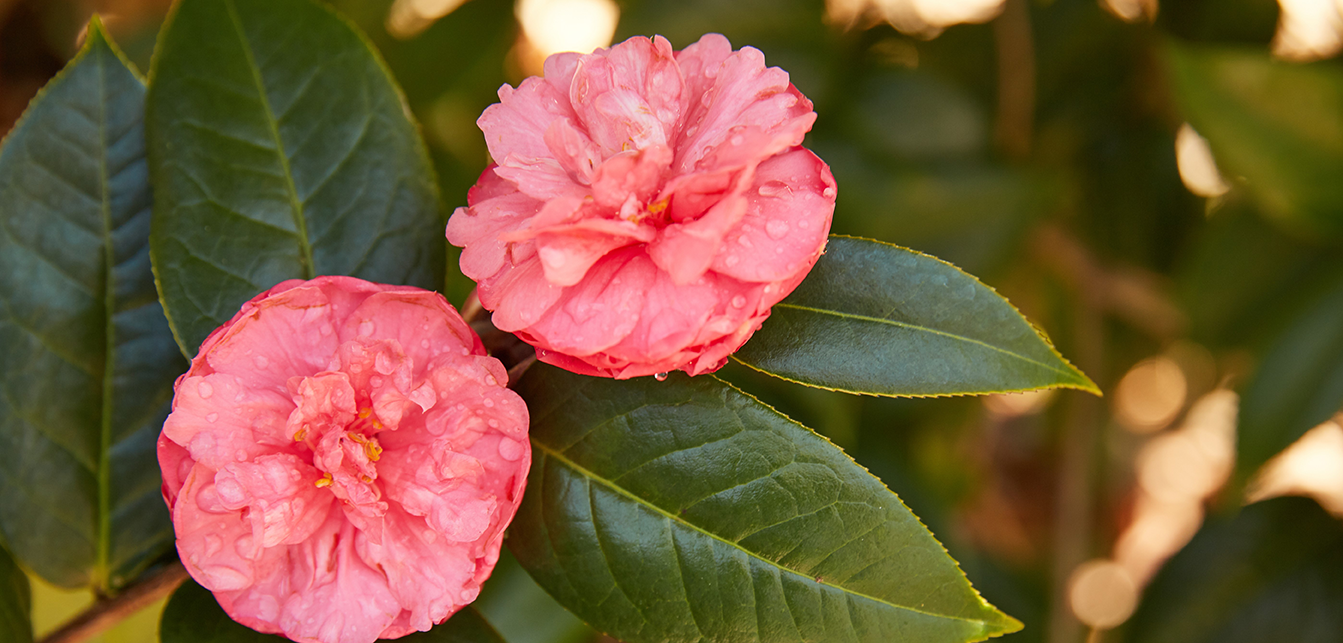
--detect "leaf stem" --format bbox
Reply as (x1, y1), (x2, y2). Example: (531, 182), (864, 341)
(36, 562), (189, 643)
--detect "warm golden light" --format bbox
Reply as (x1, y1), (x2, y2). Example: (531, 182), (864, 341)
(1100, 0), (1158, 23)
(1114, 356), (1187, 433)
(826, 0), (1005, 38)
(386, 0), (470, 40)
(1067, 559), (1139, 630)
(1175, 123), (1230, 198)
(983, 389), (1055, 418)
(1273, 0), (1343, 61)
(516, 0), (619, 63)
(1248, 420), (1343, 515)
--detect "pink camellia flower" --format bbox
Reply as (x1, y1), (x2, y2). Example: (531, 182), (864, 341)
(447, 33), (836, 379)
(157, 276), (529, 643)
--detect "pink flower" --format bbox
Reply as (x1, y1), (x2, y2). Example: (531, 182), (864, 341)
(157, 276), (529, 643)
(447, 33), (836, 379)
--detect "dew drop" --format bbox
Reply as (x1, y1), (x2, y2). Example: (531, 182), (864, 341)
(483, 398), (495, 408)
(460, 347), (470, 355)
(422, 530), (437, 543)
(204, 535), (222, 557)
(765, 220), (790, 239)
(235, 450), (247, 462)
(370, 376), (384, 388)
(197, 381), (214, 399)
(235, 535), (255, 557)
(738, 235), (753, 248)
(725, 255), (740, 267)
(358, 320), (375, 337)
(823, 186), (837, 199)
(234, 391), (245, 402)
(420, 339), (430, 349)
(488, 419), (499, 428)
(758, 181), (790, 198)
(798, 219), (810, 230)
(254, 355), (269, 369)
(730, 134), (744, 146)
(206, 412), (219, 423)
(497, 437), (525, 461)
(319, 323), (334, 337)
(654, 372), (669, 382)
(731, 295), (746, 308)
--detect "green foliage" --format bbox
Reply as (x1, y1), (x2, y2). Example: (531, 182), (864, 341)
(1165, 40), (1343, 238)
(736, 236), (1097, 398)
(1122, 497), (1343, 643)
(473, 550), (597, 643)
(161, 579), (505, 643)
(0, 19), (181, 591)
(1234, 271), (1343, 486)
(0, 547), (32, 643)
(146, 0), (446, 355)
(508, 364), (1021, 643)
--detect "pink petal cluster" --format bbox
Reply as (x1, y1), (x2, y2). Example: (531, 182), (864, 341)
(158, 277), (529, 643)
(447, 33), (836, 379)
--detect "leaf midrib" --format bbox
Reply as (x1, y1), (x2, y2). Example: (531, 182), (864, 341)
(222, 0), (314, 279)
(529, 438), (997, 629)
(774, 302), (1082, 382)
(94, 40), (116, 591)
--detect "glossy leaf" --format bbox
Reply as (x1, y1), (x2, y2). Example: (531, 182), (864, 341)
(1234, 272), (1343, 486)
(0, 19), (182, 590)
(161, 579), (505, 643)
(0, 547), (31, 643)
(509, 364), (1021, 643)
(146, 0), (445, 355)
(735, 236), (1096, 397)
(1165, 40), (1343, 238)
(1123, 497), (1343, 643)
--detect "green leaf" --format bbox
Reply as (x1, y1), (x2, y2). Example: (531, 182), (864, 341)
(734, 236), (1096, 397)
(509, 364), (1021, 643)
(161, 579), (506, 643)
(1164, 40), (1343, 238)
(0, 547), (32, 643)
(1234, 271), (1343, 486)
(1122, 497), (1343, 643)
(146, 0), (445, 355)
(0, 18), (183, 590)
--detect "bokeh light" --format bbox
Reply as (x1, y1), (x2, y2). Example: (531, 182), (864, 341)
(1273, 0), (1343, 61)
(1249, 420), (1343, 515)
(515, 0), (619, 75)
(983, 389), (1055, 418)
(386, 0), (470, 39)
(1100, 0), (1158, 23)
(827, 0), (1005, 38)
(1114, 356), (1188, 433)
(1175, 124), (1231, 198)
(1068, 559), (1139, 630)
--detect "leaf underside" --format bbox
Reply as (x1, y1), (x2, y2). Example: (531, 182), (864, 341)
(0, 20), (182, 590)
(147, 0), (445, 356)
(736, 235), (1096, 398)
(509, 364), (1021, 643)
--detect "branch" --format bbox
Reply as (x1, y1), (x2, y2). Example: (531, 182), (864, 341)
(37, 562), (189, 643)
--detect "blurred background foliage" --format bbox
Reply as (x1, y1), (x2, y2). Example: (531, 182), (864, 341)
(4, 0), (1343, 641)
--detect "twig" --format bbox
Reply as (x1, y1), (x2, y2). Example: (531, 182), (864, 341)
(994, 0), (1036, 161)
(38, 562), (189, 643)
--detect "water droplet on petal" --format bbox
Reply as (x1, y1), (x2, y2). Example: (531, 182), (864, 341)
(738, 235), (754, 248)
(758, 181), (790, 198)
(235, 450), (247, 462)
(254, 355), (269, 369)
(423, 530), (437, 543)
(358, 320), (375, 337)
(823, 186), (837, 199)
(235, 535), (254, 557)
(206, 412), (219, 423)
(497, 437), (526, 461)
(730, 135), (744, 146)
(654, 372), (669, 381)
(197, 381), (214, 399)
(731, 295), (746, 308)
(488, 419), (499, 428)
(319, 324), (334, 337)
(725, 255), (740, 267)
(765, 220), (790, 239)
(370, 376), (384, 388)
(798, 219), (810, 230)
(204, 535), (222, 556)
(421, 339), (430, 349)
(483, 398), (495, 408)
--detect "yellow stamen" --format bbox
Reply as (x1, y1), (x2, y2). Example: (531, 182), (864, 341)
(357, 408), (372, 419)
(360, 474), (374, 484)
(293, 428), (307, 442)
(647, 199), (668, 216)
(364, 442), (383, 462)
(314, 473), (332, 488)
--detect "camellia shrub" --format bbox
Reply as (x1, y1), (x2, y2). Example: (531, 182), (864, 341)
(0, 1), (1099, 642)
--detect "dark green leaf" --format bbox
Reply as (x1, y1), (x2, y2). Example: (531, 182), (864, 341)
(162, 579), (506, 643)
(1164, 40), (1343, 238)
(1234, 271), (1343, 486)
(1122, 497), (1343, 643)
(146, 0), (445, 355)
(0, 18), (182, 590)
(509, 364), (1021, 643)
(735, 236), (1096, 397)
(0, 547), (32, 643)
(475, 549), (596, 643)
